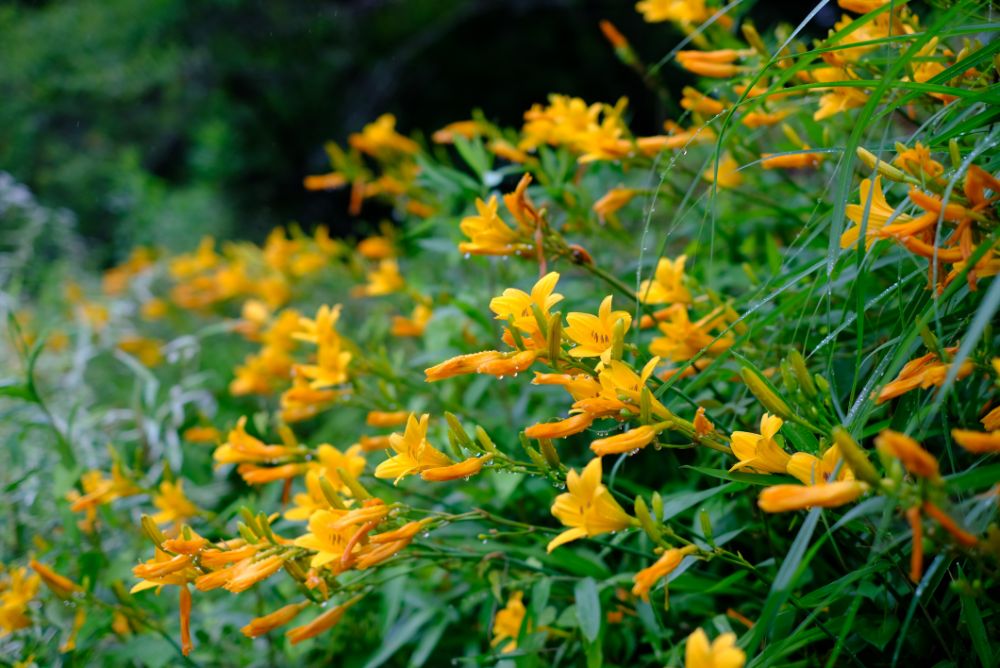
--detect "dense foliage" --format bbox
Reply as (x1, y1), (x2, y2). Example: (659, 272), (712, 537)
(2, 1), (999, 667)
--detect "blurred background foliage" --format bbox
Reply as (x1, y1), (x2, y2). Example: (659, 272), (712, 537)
(0, 0), (833, 263)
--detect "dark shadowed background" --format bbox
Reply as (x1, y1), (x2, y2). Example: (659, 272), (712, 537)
(0, 0), (838, 263)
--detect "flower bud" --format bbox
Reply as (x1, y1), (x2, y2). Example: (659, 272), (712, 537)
(788, 350), (817, 397)
(857, 147), (908, 182)
(739, 367), (792, 419)
(337, 466), (373, 500)
(634, 496), (664, 546)
(832, 427), (882, 487)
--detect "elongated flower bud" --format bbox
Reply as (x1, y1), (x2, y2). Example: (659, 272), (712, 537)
(857, 147), (908, 182)
(634, 496), (663, 546)
(337, 466), (373, 500)
(831, 427), (882, 487)
(740, 367), (792, 419)
(788, 350), (816, 397)
(538, 438), (561, 468)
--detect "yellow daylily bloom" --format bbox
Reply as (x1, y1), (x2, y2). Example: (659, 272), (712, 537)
(729, 414), (790, 474)
(786, 444), (855, 485)
(548, 458), (635, 552)
(703, 153), (743, 188)
(491, 591), (530, 653)
(459, 196), (526, 257)
(638, 255), (691, 305)
(841, 176), (910, 250)
(293, 510), (364, 570)
(374, 414), (454, 484)
(151, 480), (200, 527)
(565, 295), (632, 361)
(685, 628), (746, 668)
(489, 272), (563, 336)
(649, 304), (732, 363)
(348, 114), (419, 156)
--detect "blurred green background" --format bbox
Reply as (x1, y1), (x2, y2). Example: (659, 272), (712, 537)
(0, 0), (834, 265)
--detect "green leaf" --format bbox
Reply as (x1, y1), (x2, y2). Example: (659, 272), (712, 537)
(574, 577), (601, 643)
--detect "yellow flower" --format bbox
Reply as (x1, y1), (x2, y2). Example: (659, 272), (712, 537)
(649, 305), (732, 363)
(635, 0), (709, 25)
(0, 567), (40, 635)
(391, 303), (433, 337)
(214, 417), (302, 465)
(638, 255), (691, 305)
(631, 545), (696, 601)
(565, 295), (632, 361)
(295, 337), (352, 389)
(685, 628), (746, 668)
(491, 591), (528, 652)
(374, 414), (454, 483)
(786, 444), (855, 485)
(280, 376), (342, 423)
(431, 119), (484, 144)
(490, 271), (563, 338)
(729, 414), (790, 474)
(459, 196), (526, 257)
(151, 480), (200, 527)
(812, 66), (868, 120)
(895, 142), (944, 179)
(548, 458), (635, 552)
(352, 259), (404, 297)
(758, 480), (867, 512)
(520, 95), (602, 151)
(593, 187), (639, 224)
(348, 114), (419, 156)
(703, 153), (743, 188)
(838, 0), (891, 12)
(841, 176), (910, 250)
(293, 510), (364, 569)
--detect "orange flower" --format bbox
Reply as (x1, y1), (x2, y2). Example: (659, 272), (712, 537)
(593, 188), (640, 223)
(676, 50), (750, 78)
(286, 597), (360, 644)
(591, 425), (659, 456)
(525, 413), (595, 440)
(729, 414), (790, 475)
(241, 601), (311, 638)
(29, 560), (81, 598)
(876, 348), (973, 404)
(951, 429), (1000, 454)
(425, 351), (504, 382)
(758, 480), (867, 512)
(761, 151), (823, 170)
(922, 501), (978, 547)
(875, 430), (939, 479)
(693, 407), (714, 436)
(631, 546), (697, 601)
(366, 411), (409, 428)
(420, 454), (492, 481)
